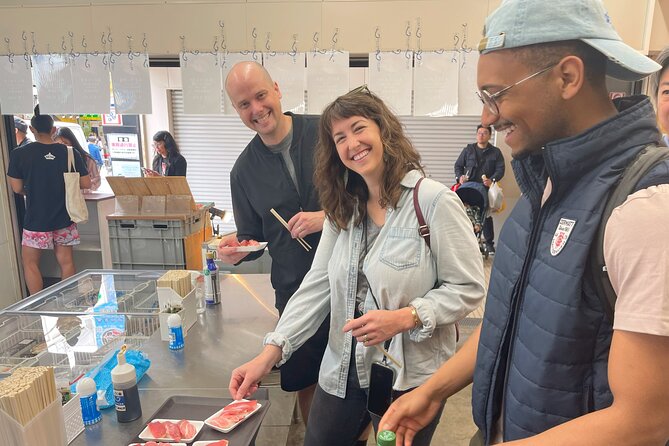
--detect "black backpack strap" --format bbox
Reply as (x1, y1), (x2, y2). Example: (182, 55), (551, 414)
(589, 144), (669, 320)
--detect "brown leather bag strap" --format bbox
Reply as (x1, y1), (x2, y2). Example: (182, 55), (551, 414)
(413, 177), (430, 249)
(414, 176), (461, 342)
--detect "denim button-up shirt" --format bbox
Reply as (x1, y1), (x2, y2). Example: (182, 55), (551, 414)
(264, 170), (486, 398)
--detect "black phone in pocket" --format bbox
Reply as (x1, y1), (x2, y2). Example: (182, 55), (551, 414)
(367, 361), (396, 417)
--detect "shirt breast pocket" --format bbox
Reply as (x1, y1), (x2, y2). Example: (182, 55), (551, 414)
(379, 227), (421, 270)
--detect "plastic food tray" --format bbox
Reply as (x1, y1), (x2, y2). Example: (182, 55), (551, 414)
(131, 394), (270, 445)
(204, 400), (262, 433)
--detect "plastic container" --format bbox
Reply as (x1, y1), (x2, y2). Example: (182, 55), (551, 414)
(194, 272), (206, 314)
(0, 396), (67, 446)
(167, 313), (185, 350)
(205, 252), (221, 305)
(108, 210), (206, 270)
(76, 377), (101, 426)
(111, 346), (142, 423)
(377, 430), (396, 446)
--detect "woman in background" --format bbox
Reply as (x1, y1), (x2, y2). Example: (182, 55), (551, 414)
(148, 130), (187, 176)
(55, 127), (101, 191)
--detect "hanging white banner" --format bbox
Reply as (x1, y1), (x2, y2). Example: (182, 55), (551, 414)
(32, 54), (75, 114)
(71, 53), (110, 114)
(458, 51), (482, 116)
(368, 51), (413, 116)
(111, 56), (152, 114)
(413, 51), (459, 117)
(263, 52), (306, 114)
(220, 52), (258, 115)
(306, 50), (349, 114)
(181, 52), (222, 114)
(0, 57), (34, 114)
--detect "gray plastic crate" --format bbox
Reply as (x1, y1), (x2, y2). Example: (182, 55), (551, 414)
(108, 213), (205, 270)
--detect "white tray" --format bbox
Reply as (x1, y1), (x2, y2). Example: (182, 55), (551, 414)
(193, 441), (229, 446)
(204, 400), (262, 433)
(233, 242), (267, 252)
(138, 419), (204, 443)
(130, 443), (187, 446)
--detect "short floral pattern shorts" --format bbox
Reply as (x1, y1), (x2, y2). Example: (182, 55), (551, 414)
(22, 223), (80, 249)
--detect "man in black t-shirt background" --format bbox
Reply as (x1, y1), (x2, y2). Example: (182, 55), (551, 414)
(7, 111), (90, 294)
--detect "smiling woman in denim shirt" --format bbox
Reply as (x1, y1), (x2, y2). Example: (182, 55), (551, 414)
(229, 88), (486, 446)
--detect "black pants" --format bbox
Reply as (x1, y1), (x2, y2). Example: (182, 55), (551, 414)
(483, 216), (495, 247)
(304, 348), (444, 446)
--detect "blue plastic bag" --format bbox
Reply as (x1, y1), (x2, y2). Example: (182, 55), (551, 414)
(71, 349), (151, 409)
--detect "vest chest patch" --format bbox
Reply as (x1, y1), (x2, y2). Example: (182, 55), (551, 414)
(551, 218), (576, 256)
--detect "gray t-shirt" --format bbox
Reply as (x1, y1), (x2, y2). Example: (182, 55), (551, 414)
(266, 127), (298, 193)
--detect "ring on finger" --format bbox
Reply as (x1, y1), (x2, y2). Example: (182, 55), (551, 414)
(363, 334), (368, 343)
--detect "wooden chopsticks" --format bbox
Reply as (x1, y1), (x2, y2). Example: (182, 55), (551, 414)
(0, 366), (58, 426)
(269, 208), (312, 252)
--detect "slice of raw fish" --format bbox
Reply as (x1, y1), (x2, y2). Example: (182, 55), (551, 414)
(147, 421), (166, 439)
(208, 415), (237, 430)
(164, 421), (182, 441)
(178, 419), (196, 438)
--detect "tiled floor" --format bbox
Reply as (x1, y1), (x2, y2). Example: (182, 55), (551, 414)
(281, 258), (493, 445)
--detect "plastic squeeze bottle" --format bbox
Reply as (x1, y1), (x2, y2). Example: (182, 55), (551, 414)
(111, 345), (142, 422)
(377, 430), (397, 446)
(167, 313), (185, 350)
(76, 377), (101, 426)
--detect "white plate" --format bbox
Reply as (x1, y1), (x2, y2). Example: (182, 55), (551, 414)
(204, 400), (262, 433)
(130, 443), (187, 446)
(193, 441), (230, 446)
(138, 419), (205, 443)
(232, 242), (267, 252)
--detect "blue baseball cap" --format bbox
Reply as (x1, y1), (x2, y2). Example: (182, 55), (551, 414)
(478, 0), (661, 81)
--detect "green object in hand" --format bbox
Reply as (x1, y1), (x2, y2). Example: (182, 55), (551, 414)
(377, 430), (396, 446)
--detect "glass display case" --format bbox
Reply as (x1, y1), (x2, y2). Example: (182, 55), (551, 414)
(0, 312), (156, 385)
(2, 270), (165, 382)
(6, 270), (165, 314)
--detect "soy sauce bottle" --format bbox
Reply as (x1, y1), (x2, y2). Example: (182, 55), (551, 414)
(111, 345), (142, 422)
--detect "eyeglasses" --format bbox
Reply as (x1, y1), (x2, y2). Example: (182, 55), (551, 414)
(476, 63), (558, 116)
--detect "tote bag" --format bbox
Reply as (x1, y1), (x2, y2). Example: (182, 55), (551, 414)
(64, 146), (89, 224)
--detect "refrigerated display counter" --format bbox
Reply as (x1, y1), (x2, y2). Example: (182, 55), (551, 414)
(1, 270), (293, 446)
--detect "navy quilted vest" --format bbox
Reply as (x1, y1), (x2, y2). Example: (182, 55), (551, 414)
(472, 96), (668, 443)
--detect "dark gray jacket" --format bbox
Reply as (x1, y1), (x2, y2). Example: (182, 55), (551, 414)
(454, 143), (505, 184)
(230, 113), (321, 310)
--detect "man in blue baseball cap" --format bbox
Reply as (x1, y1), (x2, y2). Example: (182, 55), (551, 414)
(380, 1), (669, 444)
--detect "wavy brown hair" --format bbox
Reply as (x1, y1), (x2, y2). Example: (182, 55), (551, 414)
(314, 87), (424, 230)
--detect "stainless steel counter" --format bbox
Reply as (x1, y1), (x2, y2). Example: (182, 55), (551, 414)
(69, 273), (295, 446)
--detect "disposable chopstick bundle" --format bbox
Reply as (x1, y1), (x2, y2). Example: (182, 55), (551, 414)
(0, 366), (58, 426)
(157, 270), (192, 297)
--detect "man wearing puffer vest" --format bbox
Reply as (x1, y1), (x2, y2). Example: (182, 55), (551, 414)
(380, 0), (669, 445)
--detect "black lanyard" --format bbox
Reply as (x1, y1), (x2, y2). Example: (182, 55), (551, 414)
(362, 217), (392, 361)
